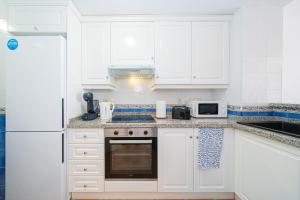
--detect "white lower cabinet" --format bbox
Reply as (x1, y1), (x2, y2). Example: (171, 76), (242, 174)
(158, 128), (194, 192)
(194, 128), (235, 192)
(68, 129), (105, 193)
(158, 128), (234, 193)
(69, 176), (104, 192)
(235, 130), (300, 200)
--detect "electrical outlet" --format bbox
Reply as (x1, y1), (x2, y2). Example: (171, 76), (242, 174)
(177, 97), (182, 104)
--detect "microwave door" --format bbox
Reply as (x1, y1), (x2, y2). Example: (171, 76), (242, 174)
(198, 104), (219, 115)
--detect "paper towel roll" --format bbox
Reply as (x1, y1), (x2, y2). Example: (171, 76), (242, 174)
(156, 100), (166, 118)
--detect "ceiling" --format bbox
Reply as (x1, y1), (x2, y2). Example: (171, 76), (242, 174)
(73, 0), (248, 16)
(73, 0), (293, 16)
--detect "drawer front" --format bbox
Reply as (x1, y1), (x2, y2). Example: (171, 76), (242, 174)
(69, 144), (104, 160)
(69, 160), (104, 176)
(8, 5), (67, 33)
(69, 176), (104, 192)
(68, 129), (104, 144)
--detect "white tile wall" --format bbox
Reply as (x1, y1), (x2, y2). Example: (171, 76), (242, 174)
(282, 0), (300, 104)
(92, 78), (216, 104)
(228, 4), (283, 105)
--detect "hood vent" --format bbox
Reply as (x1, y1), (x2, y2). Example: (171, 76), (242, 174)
(108, 65), (155, 78)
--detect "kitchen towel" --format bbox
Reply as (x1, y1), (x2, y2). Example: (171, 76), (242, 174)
(197, 128), (224, 169)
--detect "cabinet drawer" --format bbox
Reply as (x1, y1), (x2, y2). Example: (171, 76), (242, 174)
(8, 5), (67, 33)
(68, 129), (104, 144)
(69, 144), (104, 160)
(69, 160), (104, 176)
(69, 176), (104, 192)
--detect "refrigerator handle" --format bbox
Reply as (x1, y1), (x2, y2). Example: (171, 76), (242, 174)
(62, 98), (64, 129)
(62, 133), (64, 164)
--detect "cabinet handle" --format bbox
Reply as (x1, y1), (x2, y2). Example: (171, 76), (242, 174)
(156, 76), (159, 79)
(83, 184), (87, 188)
(83, 168), (88, 171)
(83, 152), (87, 155)
(193, 76), (197, 79)
(189, 136), (193, 139)
(62, 98), (64, 129)
(83, 135), (87, 139)
(151, 56), (154, 60)
(196, 136), (199, 139)
(106, 76), (109, 80)
(62, 133), (64, 164)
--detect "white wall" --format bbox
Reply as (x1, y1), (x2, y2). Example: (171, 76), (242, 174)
(0, 0), (7, 109)
(227, 4), (283, 105)
(67, 2), (84, 120)
(91, 78), (218, 104)
(282, 0), (300, 104)
(227, 8), (243, 105)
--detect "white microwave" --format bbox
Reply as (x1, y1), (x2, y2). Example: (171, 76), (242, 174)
(188, 101), (227, 118)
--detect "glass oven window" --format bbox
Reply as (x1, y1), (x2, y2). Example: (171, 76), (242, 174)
(105, 137), (157, 179)
(111, 143), (152, 173)
(198, 103), (218, 115)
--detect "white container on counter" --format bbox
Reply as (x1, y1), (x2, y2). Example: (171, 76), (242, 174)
(156, 100), (166, 119)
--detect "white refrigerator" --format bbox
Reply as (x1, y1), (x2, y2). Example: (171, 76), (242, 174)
(5, 36), (67, 200)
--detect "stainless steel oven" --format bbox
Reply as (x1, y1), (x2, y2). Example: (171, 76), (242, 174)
(104, 128), (157, 179)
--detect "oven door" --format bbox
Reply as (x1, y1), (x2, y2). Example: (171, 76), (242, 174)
(105, 137), (157, 179)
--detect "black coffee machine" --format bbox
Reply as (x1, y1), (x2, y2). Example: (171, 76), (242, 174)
(81, 92), (99, 121)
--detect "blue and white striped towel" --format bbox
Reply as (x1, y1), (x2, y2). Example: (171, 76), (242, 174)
(197, 128), (224, 169)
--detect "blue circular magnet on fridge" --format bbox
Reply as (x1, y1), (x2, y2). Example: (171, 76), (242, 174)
(7, 39), (19, 50)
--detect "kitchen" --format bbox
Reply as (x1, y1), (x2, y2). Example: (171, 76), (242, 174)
(0, 0), (300, 200)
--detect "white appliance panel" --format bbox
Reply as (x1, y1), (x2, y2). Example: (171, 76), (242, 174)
(5, 36), (66, 132)
(6, 132), (66, 200)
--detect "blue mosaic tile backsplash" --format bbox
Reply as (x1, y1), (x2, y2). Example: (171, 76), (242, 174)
(0, 114), (5, 200)
(228, 103), (300, 120)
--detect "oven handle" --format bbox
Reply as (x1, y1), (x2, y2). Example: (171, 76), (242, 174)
(109, 140), (152, 144)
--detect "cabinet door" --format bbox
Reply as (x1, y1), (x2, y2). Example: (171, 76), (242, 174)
(8, 5), (67, 33)
(154, 22), (191, 84)
(192, 22), (229, 84)
(158, 128), (193, 192)
(111, 22), (154, 65)
(194, 128), (235, 192)
(82, 23), (111, 85)
(236, 130), (300, 200)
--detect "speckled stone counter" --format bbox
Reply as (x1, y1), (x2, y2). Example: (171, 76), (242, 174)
(68, 117), (300, 148)
(68, 117), (234, 129)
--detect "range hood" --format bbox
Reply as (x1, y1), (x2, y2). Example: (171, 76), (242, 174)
(108, 65), (155, 78)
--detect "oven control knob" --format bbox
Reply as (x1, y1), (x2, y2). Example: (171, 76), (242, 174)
(114, 131), (119, 135)
(129, 130), (133, 135)
(144, 130), (148, 135)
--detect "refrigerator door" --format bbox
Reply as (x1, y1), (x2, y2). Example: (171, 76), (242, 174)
(6, 131), (66, 200)
(5, 36), (66, 132)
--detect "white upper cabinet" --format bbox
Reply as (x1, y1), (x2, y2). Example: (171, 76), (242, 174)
(158, 128), (194, 192)
(82, 23), (112, 86)
(8, 5), (67, 33)
(191, 22), (229, 84)
(111, 22), (154, 66)
(194, 128), (235, 192)
(154, 22), (192, 84)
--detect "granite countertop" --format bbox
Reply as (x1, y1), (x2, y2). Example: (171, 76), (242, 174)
(68, 117), (300, 148)
(68, 117), (234, 129)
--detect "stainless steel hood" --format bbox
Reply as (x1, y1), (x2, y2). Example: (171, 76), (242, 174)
(108, 65), (155, 78)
